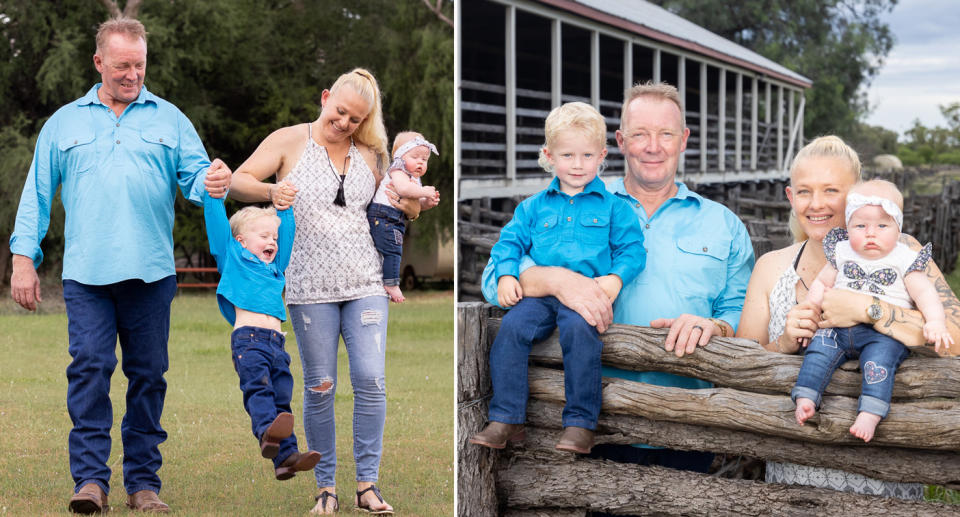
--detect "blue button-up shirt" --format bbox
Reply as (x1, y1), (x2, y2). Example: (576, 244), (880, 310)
(490, 176), (646, 286)
(204, 193), (294, 325)
(482, 178), (754, 401)
(9, 84), (211, 284)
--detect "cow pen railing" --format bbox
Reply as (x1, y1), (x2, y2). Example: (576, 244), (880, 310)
(457, 302), (960, 516)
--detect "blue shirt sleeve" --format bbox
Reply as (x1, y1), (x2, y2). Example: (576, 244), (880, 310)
(713, 212), (755, 331)
(275, 207), (296, 271)
(607, 197), (646, 285)
(489, 200), (534, 280)
(9, 121), (62, 268)
(202, 192), (232, 272)
(175, 110), (212, 206)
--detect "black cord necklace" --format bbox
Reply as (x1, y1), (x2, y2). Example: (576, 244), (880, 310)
(329, 150), (349, 207)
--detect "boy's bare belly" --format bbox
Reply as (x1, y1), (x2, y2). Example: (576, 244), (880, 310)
(234, 307), (282, 332)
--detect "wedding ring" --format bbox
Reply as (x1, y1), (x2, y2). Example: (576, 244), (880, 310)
(692, 324), (703, 332)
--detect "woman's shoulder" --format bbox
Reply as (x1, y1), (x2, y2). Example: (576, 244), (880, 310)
(756, 242), (803, 271)
(352, 140), (381, 173)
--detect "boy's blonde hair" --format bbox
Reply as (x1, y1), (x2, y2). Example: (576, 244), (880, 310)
(229, 206), (280, 238)
(392, 131), (423, 155)
(330, 68), (389, 170)
(788, 135), (863, 242)
(537, 102), (607, 173)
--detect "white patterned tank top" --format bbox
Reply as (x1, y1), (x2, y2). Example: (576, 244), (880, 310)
(283, 125), (385, 304)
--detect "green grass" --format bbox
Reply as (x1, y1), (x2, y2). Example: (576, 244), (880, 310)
(0, 290), (453, 516)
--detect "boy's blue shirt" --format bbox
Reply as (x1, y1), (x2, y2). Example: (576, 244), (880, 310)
(203, 193), (295, 325)
(489, 175), (646, 285)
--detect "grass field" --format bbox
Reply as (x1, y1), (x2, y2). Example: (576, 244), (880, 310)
(0, 288), (454, 516)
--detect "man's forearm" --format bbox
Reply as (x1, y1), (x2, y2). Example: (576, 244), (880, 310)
(518, 265), (573, 298)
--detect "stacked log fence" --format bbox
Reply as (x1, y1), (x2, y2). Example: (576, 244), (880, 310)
(457, 302), (960, 516)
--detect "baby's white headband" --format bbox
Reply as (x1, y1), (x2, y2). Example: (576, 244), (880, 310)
(845, 192), (903, 230)
(393, 136), (439, 161)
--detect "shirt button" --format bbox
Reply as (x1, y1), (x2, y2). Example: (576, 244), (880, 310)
(116, 123), (120, 127)
(702, 246), (708, 252)
(569, 199), (574, 205)
(567, 216), (572, 222)
(159, 137), (163, 142)
(116, 140), (121, 144)
(635, 203), (641, 208)
(544, 223), (549, 227)
(73, 140), (78, 144)
(645, 223), (650, 229)
(593, 218), (598, 223)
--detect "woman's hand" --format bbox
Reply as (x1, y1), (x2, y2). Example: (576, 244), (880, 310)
(819, 288), (871, 328)
(270, 180), (298, 210)
(781, 301), (821, 351)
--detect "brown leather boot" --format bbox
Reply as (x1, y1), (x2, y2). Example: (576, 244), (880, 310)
(68, 483), (108, 514)
(468, 422), (525, 449)
(260, 412), (294, 459)
(126, 490), (170, 513)
(275, 450), (322, 480)
(555, 426), (594, 454)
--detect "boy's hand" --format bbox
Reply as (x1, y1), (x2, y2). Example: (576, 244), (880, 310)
(923, 321), (954, 353)
(271, 180), (298, 210)
(497, 276), (523, 308)
(595, 274), (622, 302)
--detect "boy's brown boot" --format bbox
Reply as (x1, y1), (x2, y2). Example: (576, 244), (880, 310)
(275, 450), (322, 480)
(260, 412), (294, 459)
(468, 422), (525, 449)
(555, 426), (594, 454)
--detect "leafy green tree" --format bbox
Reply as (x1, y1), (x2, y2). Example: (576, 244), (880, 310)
(650, 0), (896, 138)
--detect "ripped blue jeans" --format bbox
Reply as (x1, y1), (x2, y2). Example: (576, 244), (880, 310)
(289, 295), (388, 487)
(792, 324), (909, 418)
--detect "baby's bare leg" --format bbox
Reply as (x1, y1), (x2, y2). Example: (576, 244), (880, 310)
(384, 285), (405, 303)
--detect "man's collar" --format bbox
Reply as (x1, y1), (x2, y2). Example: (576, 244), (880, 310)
(77, 84), (156, 107)
(610, 177), (702, 205)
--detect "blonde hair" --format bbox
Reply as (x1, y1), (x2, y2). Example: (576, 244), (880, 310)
(788, 135), (863, 242)
(96, 17), (147, 54)
(392, 131), (423, 155)
(537, 102), (607, 173)
(330, 68), (389, 169)
(229, 206), (280, 238)
(621, 81), (685, 129)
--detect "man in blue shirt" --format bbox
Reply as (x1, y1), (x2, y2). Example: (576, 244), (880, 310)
(482, 82), (754, 475)
(8, 18), (230, 514)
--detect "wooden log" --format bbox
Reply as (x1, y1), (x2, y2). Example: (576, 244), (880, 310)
(528, 367), (960, 451)
(457, 302), (499, 517)
(497, 455), (960, 516)
(503, 321), (960, 398)
(523, 399), (960, 488)
(503, 510), (586, 517)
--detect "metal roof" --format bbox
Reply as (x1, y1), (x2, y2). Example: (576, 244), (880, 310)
(539, 0), (812, 87)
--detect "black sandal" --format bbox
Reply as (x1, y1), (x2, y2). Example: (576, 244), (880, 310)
(355, 485), (393, 515)
(314, 491), (339, 513)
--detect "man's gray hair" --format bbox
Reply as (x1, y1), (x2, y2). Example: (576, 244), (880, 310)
(96, 17), (147, 54)
(620, 81), (686, 129)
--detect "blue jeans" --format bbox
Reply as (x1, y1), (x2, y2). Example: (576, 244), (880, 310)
(231, 326), (298, 467)
(366, 203), (405, 286)
(792, 324), (909, 418)
(488, 296), (604, 429)
(62, 276), (177, 496)
(289, 295), (389, 486)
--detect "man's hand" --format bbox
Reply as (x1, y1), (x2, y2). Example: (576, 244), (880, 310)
(497, 276), (523, 308)
(650, 314), (719, 357)
(270, 180), (298, 210)
(549, 269), (613, 333)
(10, 254), (41, 311)
(205, 158), (233, 198)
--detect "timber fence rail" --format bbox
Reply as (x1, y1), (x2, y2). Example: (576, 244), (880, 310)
(457, 302), (960, 516)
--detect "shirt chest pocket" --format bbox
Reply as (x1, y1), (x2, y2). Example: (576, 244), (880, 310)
(58, 133), (97, 175)
(138, 129), (178, 177)
(531, 214), (559, 248)
(675, 236), (729, 294)
(578, 212), (610, 245)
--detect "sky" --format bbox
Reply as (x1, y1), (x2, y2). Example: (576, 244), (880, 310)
(863, 0), (960, 134)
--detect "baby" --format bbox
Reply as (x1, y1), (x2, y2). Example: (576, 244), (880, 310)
(367, 131), (440, 303)
(203, 180), (322, 480)
(792, 179), (952, 442)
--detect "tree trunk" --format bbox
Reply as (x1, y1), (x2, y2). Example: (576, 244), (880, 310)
(498, 455), (959, 516)
(524, 399), (960, 488)
(528, 366), (960, 451)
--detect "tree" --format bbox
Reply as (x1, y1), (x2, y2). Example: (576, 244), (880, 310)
(649, 0), (897, 138)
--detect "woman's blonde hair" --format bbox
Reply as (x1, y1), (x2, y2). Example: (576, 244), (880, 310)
(537, 102), (607, 173)
(330, 68), (389, 169)
(788, 135), (862, 242)
(229, 206), (280, 237)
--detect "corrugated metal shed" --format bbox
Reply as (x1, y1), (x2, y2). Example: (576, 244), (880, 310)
(541, 0), (812, 87)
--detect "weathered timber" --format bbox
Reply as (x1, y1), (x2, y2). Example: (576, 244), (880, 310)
(503, 320), (960, 396)
(497, 455), (960, 516)
(528, 367), (960, 451)
(503, 510), (586, 517)
(524, 399), (960, 488)
(458, 302), (498, 517)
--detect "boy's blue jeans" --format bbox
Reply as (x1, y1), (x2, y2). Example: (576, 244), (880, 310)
(366, 203), (406, 286)
(230, 326), (298, 468)
(62, 276), (177, 496)
(792, 324), (909, 419)
(488, 296), (604, 430)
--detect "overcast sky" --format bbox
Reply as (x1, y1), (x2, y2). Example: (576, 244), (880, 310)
(863, 0), (960, 134)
